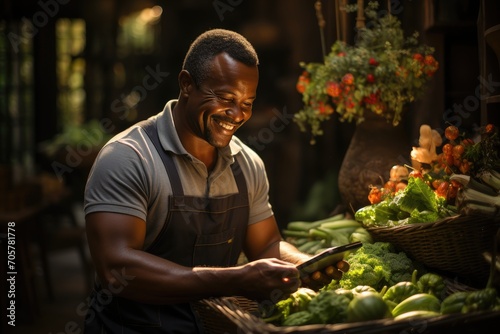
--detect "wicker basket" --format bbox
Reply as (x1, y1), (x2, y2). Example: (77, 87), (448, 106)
(364, 214), (500, 286)
(193, 296), (260, 334)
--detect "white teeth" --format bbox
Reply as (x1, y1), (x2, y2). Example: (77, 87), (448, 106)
(218, 121), (234, 130)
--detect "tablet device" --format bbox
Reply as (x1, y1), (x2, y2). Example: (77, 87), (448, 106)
(296, 241), (362, 277)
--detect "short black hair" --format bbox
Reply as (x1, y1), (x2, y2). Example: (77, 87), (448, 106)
(182, 29), (259, 87)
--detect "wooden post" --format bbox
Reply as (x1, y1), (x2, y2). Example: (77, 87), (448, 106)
(335, 0), (341, 41)
(315, 0), (327, 59)
(356, 0), (365, 28)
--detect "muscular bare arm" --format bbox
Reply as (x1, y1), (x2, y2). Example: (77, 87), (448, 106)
(86, 212), (300, 304)
(244, 215), (310, 264)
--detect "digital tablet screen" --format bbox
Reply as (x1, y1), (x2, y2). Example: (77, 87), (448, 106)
(296, 241), (362, 277)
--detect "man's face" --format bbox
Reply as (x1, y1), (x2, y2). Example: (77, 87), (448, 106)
(185, 53), (259, 148)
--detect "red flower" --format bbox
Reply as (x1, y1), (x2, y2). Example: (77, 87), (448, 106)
(342, 73), (354, 85)
(363, 93), (378, 104)
(296, 71), (310, 93)
(366, 73), (375, 83)
(424, 55), (436, 65)
(344, 96), (356, 110)
(317, 101), (334, 115)
(413, 53), (424, 62)
(423, 55), (439, 77)
(296, 82), (307, 93)
(369, 57), (379, 66)
(326, 81), (342, 97)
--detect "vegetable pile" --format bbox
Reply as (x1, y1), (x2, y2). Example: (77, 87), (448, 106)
(269, 124), (500, 328)
(358, 123), (500, 227)
(262, 265), (500, 326)
(355, 176), (457, 227)
(424, 123), (500, 217)
(322, 242), (418, 291)
(282, 213), (373, 254)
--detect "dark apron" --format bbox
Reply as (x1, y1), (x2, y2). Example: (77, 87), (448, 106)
(84, 119), (250, 333)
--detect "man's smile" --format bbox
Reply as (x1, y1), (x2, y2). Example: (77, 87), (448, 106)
(217, 120), (236, 131)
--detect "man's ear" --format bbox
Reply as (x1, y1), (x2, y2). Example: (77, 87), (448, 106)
(178, 70), (194, 97)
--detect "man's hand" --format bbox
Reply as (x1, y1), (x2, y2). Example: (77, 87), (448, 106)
(234, 258), (301, 301)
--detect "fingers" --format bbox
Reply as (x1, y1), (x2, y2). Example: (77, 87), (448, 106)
(300, 260), (350, 290)
(300, 271), (330, 290)
(324, 265), (343, 280)
(335, 260), (350, 273)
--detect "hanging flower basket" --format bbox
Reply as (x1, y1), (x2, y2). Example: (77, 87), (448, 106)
(294, 1), (438, 141)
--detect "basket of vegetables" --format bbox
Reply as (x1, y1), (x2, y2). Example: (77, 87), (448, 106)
(198, 291), (500, 334)
(360, 214), (499, 285)
(354, 124), (500, 286)
(196, 243), (500, 333)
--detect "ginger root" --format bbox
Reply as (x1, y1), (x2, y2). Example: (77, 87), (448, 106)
(411, 124), (442, 165)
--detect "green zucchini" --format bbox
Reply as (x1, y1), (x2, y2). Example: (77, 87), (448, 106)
(286, 213), (345, 231)
(394, 310), (440, 321)
(392, 293), (441, 317)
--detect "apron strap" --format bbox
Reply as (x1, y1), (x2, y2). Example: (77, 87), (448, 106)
(140, 118), (248, 196)
(230, 158), (248, 198)
(139, 118), (184, 196)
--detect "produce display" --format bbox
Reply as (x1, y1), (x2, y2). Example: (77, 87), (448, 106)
(282, 213), (373, 254)
(323, 242), (419, 290)
(265, 123), (500, 329)
(357, 123), (500, 227)
(262, 274), (499, 326)
(356, 175), (457, 227)
(422, 123), (500, 216)
(261, 240), (500, 327)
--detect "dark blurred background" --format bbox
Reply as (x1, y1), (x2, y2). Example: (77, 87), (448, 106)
(1, 0), (499, 332)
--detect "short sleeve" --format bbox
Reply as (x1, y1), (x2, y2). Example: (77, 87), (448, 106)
(84, 141), (150, 221)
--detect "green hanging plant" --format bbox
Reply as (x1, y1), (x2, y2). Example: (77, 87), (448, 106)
(294, 1), (438, 142)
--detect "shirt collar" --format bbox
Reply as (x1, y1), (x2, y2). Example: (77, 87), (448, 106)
(156, 99), (242, 161)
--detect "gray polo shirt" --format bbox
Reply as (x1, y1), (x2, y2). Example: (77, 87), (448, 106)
(84, 100), (274, 249)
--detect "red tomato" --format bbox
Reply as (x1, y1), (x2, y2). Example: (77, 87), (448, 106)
(459, 161), (471, 174)
(409, 170), (423, 179)
(452, 144), (464, 158)
(368, 187), (382, 204)
(431, 179), (443, 190)
(435, 181), (450, 198)
(442, 143), (453, 156)
(461, 138), (474, 147)
(445, 125), (459, 141)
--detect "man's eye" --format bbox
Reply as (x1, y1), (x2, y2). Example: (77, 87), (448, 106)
(218, 96), (233, 103)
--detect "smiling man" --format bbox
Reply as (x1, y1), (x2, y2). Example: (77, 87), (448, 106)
(83, 29), (318, 333)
